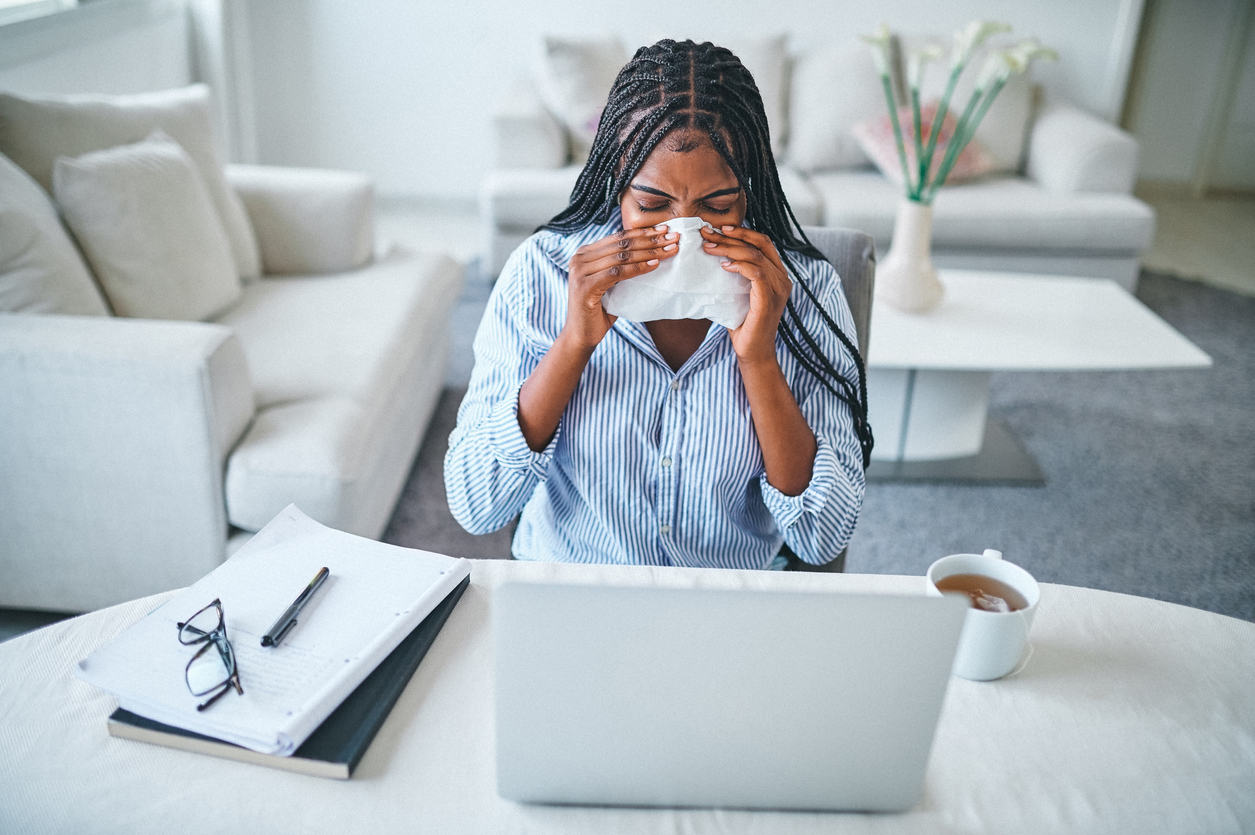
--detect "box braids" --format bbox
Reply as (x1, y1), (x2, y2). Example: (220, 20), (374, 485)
(545, 39), (873, 467)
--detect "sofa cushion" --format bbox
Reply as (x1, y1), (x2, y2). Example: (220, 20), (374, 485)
(809, 171), (1156, 253)
(217, 248), (462, 535)
(482, 165), (582, 230)
(0, 151), (109, 316)
(0, 85), (261, 280)
(53, 132), (241, 321)
(533, 36), (628, 164)
(786, 42), (885, 172)
(226, 165), (375, 275)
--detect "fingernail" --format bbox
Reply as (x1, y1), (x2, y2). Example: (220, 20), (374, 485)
(667, 232), (679, 239)
(655, 225), (669, 231)
(721, 260), (732, 266)
(722, 226), (734, 232)
(703, 242), (715, 248)
(647, 259), (659, 265)
(664, 243), (677, 250)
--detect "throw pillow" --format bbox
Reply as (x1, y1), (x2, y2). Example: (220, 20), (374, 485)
(533, 36), (628, 163)
(851, 102), (996, 189)
(786, 42), (886, 172)
(0, 151), (110, 316)
(52, 131), (242, 321)
(0, 84), (261, 280)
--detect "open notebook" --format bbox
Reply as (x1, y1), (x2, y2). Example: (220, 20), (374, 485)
(77, 505), (471, 755)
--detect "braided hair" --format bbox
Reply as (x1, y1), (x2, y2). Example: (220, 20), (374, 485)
(544, 39), (873, 467)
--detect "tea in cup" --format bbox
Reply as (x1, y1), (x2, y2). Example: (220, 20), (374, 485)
(926, 549), (1040, 681)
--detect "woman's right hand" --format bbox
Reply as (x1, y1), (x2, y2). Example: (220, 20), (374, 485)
(564, 225), (679, 350)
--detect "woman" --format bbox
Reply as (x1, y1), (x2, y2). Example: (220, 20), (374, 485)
(445, 40), (872, 569)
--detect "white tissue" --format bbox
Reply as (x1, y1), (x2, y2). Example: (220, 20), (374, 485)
(601, 217), (751, 329)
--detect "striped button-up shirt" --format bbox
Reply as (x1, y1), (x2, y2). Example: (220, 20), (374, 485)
(444, 212), (865, 569)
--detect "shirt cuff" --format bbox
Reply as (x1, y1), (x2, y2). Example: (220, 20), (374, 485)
(759, 434), (839, 530)
(486, 384), (560, 477)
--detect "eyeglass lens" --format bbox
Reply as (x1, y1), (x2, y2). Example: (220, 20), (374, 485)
(178, 600), (225, 645)
(177, 599), (243, 710)
(186, 638), (234, 695)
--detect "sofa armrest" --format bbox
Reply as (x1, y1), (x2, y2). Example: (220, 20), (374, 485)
(226, 164), (374, 276)
(1026, 96), (1140, 195)
(0, 314), (254, 612)
(491, 77), (568, 169)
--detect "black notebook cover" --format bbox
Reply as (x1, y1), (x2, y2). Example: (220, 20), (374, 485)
(108, 574), (470, 779)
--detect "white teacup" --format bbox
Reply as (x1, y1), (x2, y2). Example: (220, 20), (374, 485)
(926, 549), (1040, 681)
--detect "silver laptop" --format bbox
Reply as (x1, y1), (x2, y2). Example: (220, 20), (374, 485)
(493, 582), (968, 812)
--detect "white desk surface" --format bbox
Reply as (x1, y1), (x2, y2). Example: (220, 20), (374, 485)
(3, 559), (1253, 834)
(867, 270), (1213, 371)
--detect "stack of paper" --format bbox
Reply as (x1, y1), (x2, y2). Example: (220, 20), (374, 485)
(77, 505), (471, 755)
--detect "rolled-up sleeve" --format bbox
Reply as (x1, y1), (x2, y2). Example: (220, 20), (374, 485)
(759, 267), (867, 565)
(444, 243), (560, 535)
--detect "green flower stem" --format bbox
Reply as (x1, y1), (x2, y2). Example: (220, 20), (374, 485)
(922, 86), (983, 202)
(911, 87), (925, 195)
(926, 76), (1006, 202)
(920, 66), (962, 191)
(879, 74), (915, 198)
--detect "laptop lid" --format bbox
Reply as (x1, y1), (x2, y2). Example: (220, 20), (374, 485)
(494, 582), (968, 812)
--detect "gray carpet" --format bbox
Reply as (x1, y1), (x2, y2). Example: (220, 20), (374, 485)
(382, 272), (1254, 622)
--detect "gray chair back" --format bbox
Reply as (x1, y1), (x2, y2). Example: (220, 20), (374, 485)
(800, 226), (876, 358)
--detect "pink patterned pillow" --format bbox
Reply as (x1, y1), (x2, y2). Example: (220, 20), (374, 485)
(852, 101), (995, 188)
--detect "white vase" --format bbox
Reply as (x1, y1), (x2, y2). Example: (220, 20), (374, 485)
(876, 199), (944, 314)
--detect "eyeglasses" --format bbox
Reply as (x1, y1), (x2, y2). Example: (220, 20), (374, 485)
(176, 598), (244, 711)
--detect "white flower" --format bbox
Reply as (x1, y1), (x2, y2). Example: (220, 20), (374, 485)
(951, 20), (1012, 69)
(907, 43), (946, 90)
(975, 39), (1059, 90)
(861, 24), (893, 76)
(1004, 38), (1059, 73)
(974, 51), (1013, 91)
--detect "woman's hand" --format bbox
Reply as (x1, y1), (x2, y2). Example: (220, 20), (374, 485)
(700, 225), (792, 366)
(701, 225), (815, 495)
(517, 225), (677, 452)
(564, 226), (679, 350)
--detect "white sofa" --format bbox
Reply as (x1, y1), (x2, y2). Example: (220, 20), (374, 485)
(482, 38), (1155, 290)
(0, 89), (462, 613)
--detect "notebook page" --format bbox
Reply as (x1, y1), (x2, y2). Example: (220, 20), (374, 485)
(77, 505), (471, 754)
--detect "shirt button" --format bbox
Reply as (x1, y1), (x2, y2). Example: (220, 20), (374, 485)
(661, 457), (672, 467)
(670, 380), (681, 391)
(660, 524), (671, 535)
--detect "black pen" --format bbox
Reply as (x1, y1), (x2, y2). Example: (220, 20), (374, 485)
(261, 567), (330, 647)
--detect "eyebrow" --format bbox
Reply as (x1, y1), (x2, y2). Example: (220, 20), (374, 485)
(630, 184), (743, 201)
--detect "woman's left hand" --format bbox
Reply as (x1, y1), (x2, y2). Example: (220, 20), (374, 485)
(700, 225), (791, 365)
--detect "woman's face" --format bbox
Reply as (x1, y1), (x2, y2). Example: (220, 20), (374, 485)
(619, 130), (746, 230)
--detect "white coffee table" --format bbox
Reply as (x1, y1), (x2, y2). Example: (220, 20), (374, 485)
(865, 270), (1212, 483)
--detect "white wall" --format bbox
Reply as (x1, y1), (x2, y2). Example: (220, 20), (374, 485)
(245, 0), (1144, 201)
(0, 0), (190, 96)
